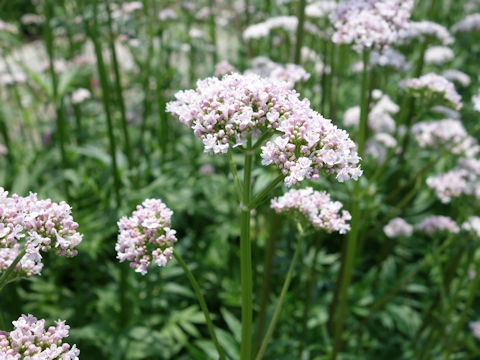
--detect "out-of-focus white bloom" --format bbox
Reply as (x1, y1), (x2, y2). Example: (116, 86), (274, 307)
(0, 144), (7, 155)
(343, 92), (398, 134)
(158, 8), (177, 21)
(399, 21), (453, 45)
(122, 1), (143, 14)
(442, 69), (471, 87)
(412, 119), (479, 156)
(243, 16), (298, 40)
(417, 216), (459, 234)
(0, 19), (17, 33)
(431, 105), (460, 119)
(370, 48), (411, 71)
(189, 28), (206, 39)
(214, 61), (238, 77)
(424, 46), (454, 65)
(384, 217), (413, 238)
(406, 73), (462, 110)
(463, 216), (480, 238)
(72, 88), (91, 104)
(365, 133), (397, 162)
(470, 321), (480, 339)
(0, 72), (27, 85)
(473, 92), (480, 112)
(305, 1), (337, 18)
(452, 13), (480, 33)
(245, 57), (310, 89)
(20, 13), (44, 25)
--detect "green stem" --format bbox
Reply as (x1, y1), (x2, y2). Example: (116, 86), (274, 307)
(253, 211), (279, 353)
(330, 49), (370, 360)
(173, 250), (226, 360)
(208, 0), (217, 65)
(227, 149), (243, 200)
(293, 0), (306, 64)
(255, 224), (304, 360)
(240, 136), (254, 360)
(0, 248), (26, 291)
(106, 1), (134, 171)
(249, 175), (285, 210)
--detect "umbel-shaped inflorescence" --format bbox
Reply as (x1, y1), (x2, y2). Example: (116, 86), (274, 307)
(116, 199), (177, 275)
(167, 73), (362, 187)
(271, 187), (351, 234)
(0, 314), (80, 359)
(0, 187), (82, 279)
(330, 0), (413, 52)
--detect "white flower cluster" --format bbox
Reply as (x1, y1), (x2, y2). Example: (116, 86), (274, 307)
(452, 13), (480, 33)
(399, 21), (453, 45)
(243, 16), (298, 41)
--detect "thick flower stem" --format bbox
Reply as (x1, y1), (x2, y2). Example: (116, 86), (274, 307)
(330, 50), (370, 360)
(240, 136), (254, 360)
(173, 250), (226, 360)
(293, 0), (307, 64)
(106, 2), (134, 171)
(255, 224), (304, 360)
(0, 248), (26, 292)
(253, 211), (279, 354)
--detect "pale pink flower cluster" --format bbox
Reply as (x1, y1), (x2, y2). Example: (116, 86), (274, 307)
(442, 69), (471, 87)
(246, 57), (310, 89)
(399, 21), (453, 45)
(116, 199), (177, 275)
(20, 14), (44, 25)
(405, 73), (463, 110)
(470, 321), (480, 339)
(411, 119), (478, 156)
(452, 13), (480, 33)
(424, 46), (454, 65)
(0, 314), (79, 359)
(167, 73), (361, 186)
(271, 187), (351, 234)
(0, 188), (82, 277)
(214, 61), (238, 78)
(243, 16), (298, 41)
(416, 215), (459, 234)
(463, 217), (480, 238)
(426, 158), (480, 203)
(330, 0), (413, 52)
(383, 217), (413, 238)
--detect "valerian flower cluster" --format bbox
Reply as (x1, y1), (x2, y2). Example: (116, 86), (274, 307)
(271, 187), (351, 234)
(0, 187), (82, 278)
(330, 0), (413, 51)
(167, 73), (362, 186)
(116, 199), (177, 275)
(0, 314), (79, 359)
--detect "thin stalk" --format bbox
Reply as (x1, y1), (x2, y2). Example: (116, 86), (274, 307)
(249, 175), (285, 210)
(0, 101), (13, 166)
(330, 50), (370, 360)
(255, 224), (304, 360)
(88, 0), (126, 328)
(0, 248), (26, 291)
(106, 1), (134, 171)
(173, 250), (226, 360)
(240, 136), (254, 360)
(444, 256), (480, 358)
(208, 0), (217, 65)
(293, 0), (306, 64)
(155, 33), (169, 163)
(44, 0), (69, 197)
(227, 149), (243, 201)
(299, 242), (321, 356)
(328, 44), (337, 120)
(254, 212), (280, 353)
